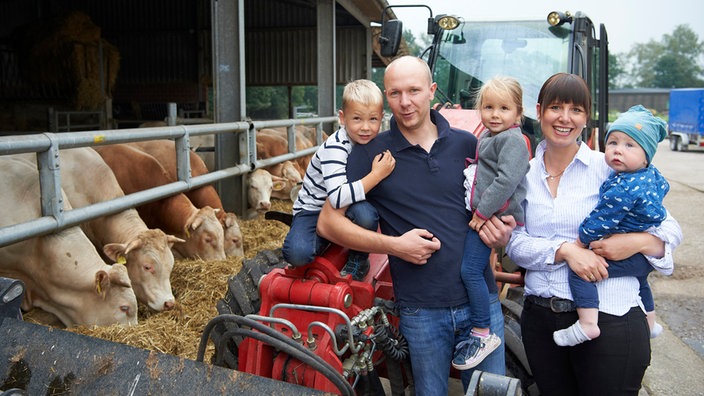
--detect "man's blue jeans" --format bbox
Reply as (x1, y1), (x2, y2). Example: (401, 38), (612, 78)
(399, 294), (505, 395)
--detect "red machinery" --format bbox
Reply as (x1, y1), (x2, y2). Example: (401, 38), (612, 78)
(202, 212), (526, 395)
(206, 242), (410, 395)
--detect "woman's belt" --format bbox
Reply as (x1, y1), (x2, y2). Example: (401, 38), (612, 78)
(525, 295), (576, 312)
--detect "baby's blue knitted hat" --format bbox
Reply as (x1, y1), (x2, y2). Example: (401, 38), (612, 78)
(606, 105), (667, 164)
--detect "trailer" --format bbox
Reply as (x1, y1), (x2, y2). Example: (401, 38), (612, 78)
(668, 88), (704, 151)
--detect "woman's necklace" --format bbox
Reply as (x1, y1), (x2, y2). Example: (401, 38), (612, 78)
(547, 169), (565, 181)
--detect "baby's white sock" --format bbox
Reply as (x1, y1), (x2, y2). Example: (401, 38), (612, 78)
(553, 321), (592, 346)
(651, 322), (663, 339)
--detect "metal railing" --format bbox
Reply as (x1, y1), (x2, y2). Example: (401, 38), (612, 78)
(0, 116), (337, 248)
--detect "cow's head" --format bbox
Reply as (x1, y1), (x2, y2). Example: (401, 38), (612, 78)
(178, 205), (226, 260)
(103, 229), (184, 311)
(222, 212), (244, 257)
(83, 264), (138, 327)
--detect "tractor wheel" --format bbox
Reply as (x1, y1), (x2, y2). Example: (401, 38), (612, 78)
(501, 287), (539, 396)
(210, 248), (288, 369)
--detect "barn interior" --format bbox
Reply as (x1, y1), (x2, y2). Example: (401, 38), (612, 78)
(0, 0), (420, 383)
(0, 0), (408, 135)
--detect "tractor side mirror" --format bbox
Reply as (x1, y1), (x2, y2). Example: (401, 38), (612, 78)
(379, 19), (403, 57)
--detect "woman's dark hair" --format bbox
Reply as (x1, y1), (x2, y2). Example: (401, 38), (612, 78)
(537, 73), (592, 121)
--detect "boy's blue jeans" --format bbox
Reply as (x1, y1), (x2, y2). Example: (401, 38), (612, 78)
(399, 295), (505, 395)
(282, 201), (378, 266)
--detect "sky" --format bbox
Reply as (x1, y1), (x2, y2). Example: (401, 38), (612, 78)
(387, 0), (704, 54)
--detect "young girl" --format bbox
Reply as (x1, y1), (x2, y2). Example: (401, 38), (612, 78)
(452, 76), (530, 370)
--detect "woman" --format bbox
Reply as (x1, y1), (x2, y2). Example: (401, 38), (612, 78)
(506, 73), (682, 395)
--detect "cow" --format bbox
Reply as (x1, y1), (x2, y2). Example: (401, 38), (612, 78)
(93, 144), (226, 260)
(268, 160), (303, 201)
(0, 156), (138, 328)
(257, 127), (315, 175)
(246, 168), (288, 219)
(126, 140), (244, 257)
(12, 149), (184, 312)
(267, 125), (329, 149)
(255, 133), (306, 202)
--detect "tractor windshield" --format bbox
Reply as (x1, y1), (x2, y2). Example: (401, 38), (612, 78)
(431, 19), (571, 122)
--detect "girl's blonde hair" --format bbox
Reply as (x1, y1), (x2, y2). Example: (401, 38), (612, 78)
(475, 76), (524, 119)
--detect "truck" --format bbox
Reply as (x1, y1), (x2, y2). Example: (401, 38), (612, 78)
(668, 88), (704, 151)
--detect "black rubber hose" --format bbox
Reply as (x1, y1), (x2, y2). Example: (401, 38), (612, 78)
(374, 324), (409, 361)
(231, 317), (352, 395)
(199, 315), (354, 396)
(207, 318), (352, 396)
(218, 327), (353, 396)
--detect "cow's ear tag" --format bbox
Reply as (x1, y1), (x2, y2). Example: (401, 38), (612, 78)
(117, 255), (127, 264)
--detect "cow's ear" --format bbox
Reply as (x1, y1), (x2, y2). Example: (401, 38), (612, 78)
(272, 180), (286, 191)
(95, 270), (110, 296)
(166, 235), (186, 247)
(123, 238), (144, 255)
(103, 243), (126, 263)
(224, 212), (238, 227)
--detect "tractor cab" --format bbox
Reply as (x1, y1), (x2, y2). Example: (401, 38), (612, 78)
(380, 9), (609, 152)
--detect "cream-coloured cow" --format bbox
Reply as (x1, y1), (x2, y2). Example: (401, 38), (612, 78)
(246, 168), (288, 219)
(13, 150), (182, 311)
(45, 148), (182, 311)
(0, 156), (138, 328)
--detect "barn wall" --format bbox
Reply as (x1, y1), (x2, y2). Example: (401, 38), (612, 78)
(246, 26), (368, 86)
(609, 89), (671, 114)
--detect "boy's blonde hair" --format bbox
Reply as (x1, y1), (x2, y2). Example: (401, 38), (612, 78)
(475, 76), (524, 118)
(342, 79), (383, 111)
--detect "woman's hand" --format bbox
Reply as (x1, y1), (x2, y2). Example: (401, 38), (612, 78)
(558, 241), (609, 282)
(590, 233), (665, 261)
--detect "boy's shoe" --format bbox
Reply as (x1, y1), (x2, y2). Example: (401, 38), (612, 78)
(340, 257), (370, 281)
(452, 333), (501, 370)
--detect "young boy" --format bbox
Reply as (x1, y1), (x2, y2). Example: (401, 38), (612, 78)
(282, 79), (394, 280)
(554, 105), (670, 346)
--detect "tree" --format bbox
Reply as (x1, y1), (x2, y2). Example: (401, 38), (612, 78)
(627, 25), (704, 88)
(403, 29), (423, 56)
(608, 52), (628, 89)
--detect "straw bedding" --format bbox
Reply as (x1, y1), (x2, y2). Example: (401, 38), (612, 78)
(23, 200), (293, 362)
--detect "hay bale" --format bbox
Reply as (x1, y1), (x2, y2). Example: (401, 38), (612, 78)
(15, 11), (120, 110)
(24, 199), (294, 361)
